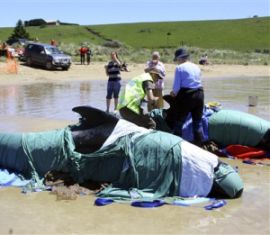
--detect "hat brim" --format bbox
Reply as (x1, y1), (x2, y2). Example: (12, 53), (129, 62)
(149, 70), (165, 80)
(173, 53), (189, 61)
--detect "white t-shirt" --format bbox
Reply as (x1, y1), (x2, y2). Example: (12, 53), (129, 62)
(101, 119), (151, 148)
(180, 141), (218, 197)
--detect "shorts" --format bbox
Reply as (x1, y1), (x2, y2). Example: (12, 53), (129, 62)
(106, 80), (121, 99)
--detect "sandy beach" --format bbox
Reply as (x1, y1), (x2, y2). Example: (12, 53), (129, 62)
(0, 60), (270, 234)
(0, 61), (269, 85)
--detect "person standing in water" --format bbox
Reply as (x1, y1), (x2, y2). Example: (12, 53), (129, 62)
(105, 51), (122, 113)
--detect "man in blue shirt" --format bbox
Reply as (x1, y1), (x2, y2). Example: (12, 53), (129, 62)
(166, 48), (205, 146)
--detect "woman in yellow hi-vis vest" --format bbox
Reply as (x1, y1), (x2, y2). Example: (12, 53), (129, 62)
(117, 69), (165, 129)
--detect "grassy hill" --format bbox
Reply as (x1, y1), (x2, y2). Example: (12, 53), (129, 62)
(0, 17), (269, 64)
(89, 17), (270, 52)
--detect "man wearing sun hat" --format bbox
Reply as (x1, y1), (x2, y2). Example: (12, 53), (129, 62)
(166, 48), (205, 147)
(117, 69), (165, 129)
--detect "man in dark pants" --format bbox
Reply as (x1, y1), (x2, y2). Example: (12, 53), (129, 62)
(166, 48), (205, 146)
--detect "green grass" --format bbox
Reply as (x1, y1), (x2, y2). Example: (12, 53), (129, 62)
(28, 25), (104, 45)
(0, 17), (269, 64)
(0, 25), (104, 47)
(89, 17), (270, 52)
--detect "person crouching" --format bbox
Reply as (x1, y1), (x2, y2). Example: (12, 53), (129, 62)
(117, 69), (165, 129)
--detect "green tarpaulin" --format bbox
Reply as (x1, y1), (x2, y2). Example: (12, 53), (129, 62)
(208, 110), (270, 147)
(0, 127), (183, 199)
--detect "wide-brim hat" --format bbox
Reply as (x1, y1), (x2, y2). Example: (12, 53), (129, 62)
(173, 48), (189, 61)
(148, 68), (165, 80)
(152, 51), (160, 58)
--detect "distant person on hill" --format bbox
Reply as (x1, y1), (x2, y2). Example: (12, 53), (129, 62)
(199, 54), (208, 65)
(79, 46), (87, 65)
(105, 51), (123, 113)
(86, 47), (92, 65)
(144, 51), (166, 109)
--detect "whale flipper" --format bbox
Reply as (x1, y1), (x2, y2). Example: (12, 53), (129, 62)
(71, 106), (119, 154)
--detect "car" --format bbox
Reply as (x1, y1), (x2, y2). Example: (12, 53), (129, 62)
(23, 42), (72, 70)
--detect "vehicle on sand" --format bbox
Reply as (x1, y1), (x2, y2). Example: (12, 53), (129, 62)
(22, 42), (71, 70)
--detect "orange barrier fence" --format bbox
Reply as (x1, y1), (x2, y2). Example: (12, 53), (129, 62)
(0, 52), (18, 74)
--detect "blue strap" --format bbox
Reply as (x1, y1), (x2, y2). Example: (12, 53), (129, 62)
(172, 197), (211, 206)
(95, 197), (227, 210)
(204, 200), (227, 210)
(131, 200), (165, 208)
(0, 176), (17, 187)
(242, 159), (256, 165)
(95, 198), (114, 206)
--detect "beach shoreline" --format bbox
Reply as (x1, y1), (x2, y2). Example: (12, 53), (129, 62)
(0, 61), (269, 86)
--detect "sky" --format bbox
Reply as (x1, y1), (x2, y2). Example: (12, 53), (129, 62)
(0, 0), (269, 27)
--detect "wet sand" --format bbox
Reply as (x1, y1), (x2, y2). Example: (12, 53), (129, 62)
(0, 61), (270, 234)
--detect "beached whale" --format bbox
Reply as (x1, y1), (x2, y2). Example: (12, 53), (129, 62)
(0, 106), (243, 199)
(150, 96), (270, 151)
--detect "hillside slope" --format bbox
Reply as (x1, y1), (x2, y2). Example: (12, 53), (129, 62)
(89, 17), (270, 52)
(0, 17), (269, 52)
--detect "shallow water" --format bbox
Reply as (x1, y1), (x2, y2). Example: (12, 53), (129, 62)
(0, 76), (269, 234)
(0, 76), (269, 123)
(202, 76), (270, 120)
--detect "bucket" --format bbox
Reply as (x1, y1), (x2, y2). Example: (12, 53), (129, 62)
(248, 96), (258, 107)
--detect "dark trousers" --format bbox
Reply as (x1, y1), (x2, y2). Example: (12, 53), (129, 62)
(87, 55), (91, 65)
(166, 88), (204, 145)
(80, 54), (85, 64)
(119, 107), (156, 129)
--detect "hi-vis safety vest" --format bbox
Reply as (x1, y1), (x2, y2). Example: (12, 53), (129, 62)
(117, 73), (153, 114)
